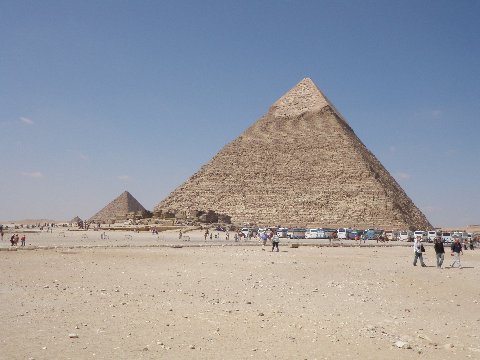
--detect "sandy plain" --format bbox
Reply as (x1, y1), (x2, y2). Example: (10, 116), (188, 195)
(1, 229), (479, 360)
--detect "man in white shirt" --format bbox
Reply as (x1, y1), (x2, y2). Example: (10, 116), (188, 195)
(413, 237), (426, 267)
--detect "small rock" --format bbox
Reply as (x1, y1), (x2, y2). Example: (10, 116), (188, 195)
(258, 312), (264, 316)
(444, 343), (454, 349)
(395, 340), (411, 349)
(189, 345), (195, 349)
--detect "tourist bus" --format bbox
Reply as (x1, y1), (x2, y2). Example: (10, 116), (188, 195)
(337, 228), (351, 239)
(413, 230), (428, 241)
(364, 229), (384, 240)
(305, 228), (327, 239)
(276, 228), (289, 238)
(323, 228), (338, 238)
(384, 230), (399, 241)
(287, 228), (307, 239)
(347, 229), (363, 240)
(399, 230), (413, 241)
(241, 227), (257, 238)
(441, 232), (453, 243)
(427, 230), (441, 242)
(452, 231), (468, 241)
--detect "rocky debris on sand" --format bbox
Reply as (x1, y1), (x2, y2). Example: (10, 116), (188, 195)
(395, 340), (411, 349)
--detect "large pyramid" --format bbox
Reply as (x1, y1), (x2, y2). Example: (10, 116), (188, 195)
(155, 78), (432, 230)
(89, 191), (147, 223)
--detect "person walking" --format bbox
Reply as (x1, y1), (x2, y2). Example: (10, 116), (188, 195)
(261, 232), (268, 249)
(271, 234), (280, 252)
(450, 238), (463, 269)
(20, 234), (26, 247)
(434, 237), (445, 268)
(413, 236), (426, 267)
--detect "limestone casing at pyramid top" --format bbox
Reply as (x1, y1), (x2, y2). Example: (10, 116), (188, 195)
(270, 78), (348, 123)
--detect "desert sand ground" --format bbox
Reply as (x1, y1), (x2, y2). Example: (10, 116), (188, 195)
(1, 229), (479, 360)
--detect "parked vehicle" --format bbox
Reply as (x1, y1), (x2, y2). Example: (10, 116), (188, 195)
(441, 232), (453, 243)
(452, 231), (468, 241)
(384, 230), (400, 241)
(287, 228), (306, 239)
(337, 228), (350, 239)
(323, 228), (338, 238)
(384, 230), (394, 241)
(276, 228), (289, 238)
(241, 228), (255, 238)
(399, 230), (413, 242)
(348, 229), (363, 240)
(364, 229), (384, 240)
(413, 230), (428, 241)
(427, 231), (441, 242)
(305, 228), (321, 239)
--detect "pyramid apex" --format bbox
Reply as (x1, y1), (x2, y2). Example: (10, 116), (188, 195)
(271, 77), (331, 117)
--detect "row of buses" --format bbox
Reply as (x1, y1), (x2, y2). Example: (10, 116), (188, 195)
(241, 227), (380, 240)
(397, 230), (472, 243)
(241, 227), (474, 243)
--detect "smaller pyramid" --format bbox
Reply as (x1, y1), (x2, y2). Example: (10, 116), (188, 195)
(89, 191), (147, 223)
(70, 216), (82, 223)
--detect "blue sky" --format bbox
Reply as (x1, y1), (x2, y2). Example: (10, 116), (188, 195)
(1, 0), (478, 227)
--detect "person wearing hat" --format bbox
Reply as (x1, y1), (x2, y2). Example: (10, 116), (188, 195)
(413, 236), (426, 267)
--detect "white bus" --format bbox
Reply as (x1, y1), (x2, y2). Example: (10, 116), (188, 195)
(399, 230), (413, 241)
(337, 228), (350, 239)
(427, 231), (441, 242)
(452, 231), (468, 241)
(441, 232), (453, 243)
(305, 228), (323, 239)
(413, 230), (427, 241)
(287, 228), (306, 239)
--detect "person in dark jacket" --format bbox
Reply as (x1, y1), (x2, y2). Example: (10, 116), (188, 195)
(450, 238), (463, 269)
(434, 237), (445, 268)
